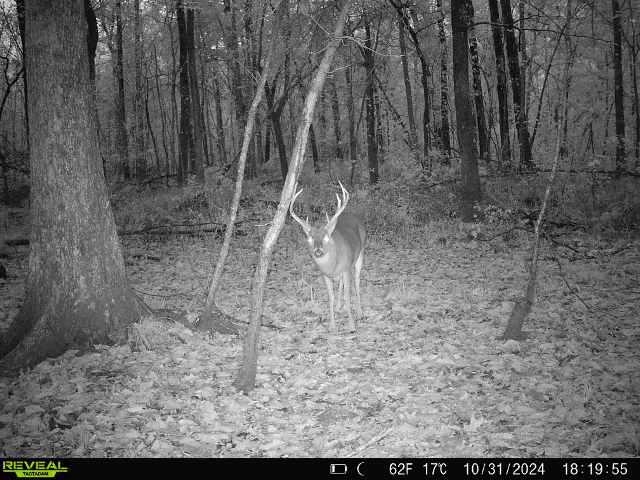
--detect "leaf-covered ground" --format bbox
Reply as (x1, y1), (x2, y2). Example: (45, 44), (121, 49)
(1, 210), (639, 457)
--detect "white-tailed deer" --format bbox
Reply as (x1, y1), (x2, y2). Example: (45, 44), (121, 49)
(289, 181), (366, 331)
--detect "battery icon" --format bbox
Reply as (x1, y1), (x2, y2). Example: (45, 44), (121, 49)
(330, 463), (348, 475)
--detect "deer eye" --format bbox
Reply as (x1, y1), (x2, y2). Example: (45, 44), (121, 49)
(306, 236), (313, 245)
(323, 234), (329, 243)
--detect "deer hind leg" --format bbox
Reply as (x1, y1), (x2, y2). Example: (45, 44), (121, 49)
(323, 275), (336, 332)
(336, 277), (344, 311)
(343, 270), (356, 331)
(354, 248), (364, 319)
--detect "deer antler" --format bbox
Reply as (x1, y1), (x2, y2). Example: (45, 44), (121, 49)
(325, 181), (350, 235)
(289, 187), (311, 234)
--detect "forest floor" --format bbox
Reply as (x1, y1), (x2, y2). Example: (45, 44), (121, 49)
(1, 187), (639, 457)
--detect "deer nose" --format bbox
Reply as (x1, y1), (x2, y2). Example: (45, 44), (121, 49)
(314, 248), (324, 258)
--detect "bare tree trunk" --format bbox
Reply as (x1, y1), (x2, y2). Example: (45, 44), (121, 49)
(629, 0), (639, 166)
(114, 0), (129, 179)
(501, 0), (533, 171)
(488, 0), (511, 167)
(235, 0), (351, 393)
(398, 10), (419, 166)
(212, 68), (227, 167)
(187, 8), (205, 182)
(310, 123), (320, 173)
(176, 0), (192, 184)
(436, 0), (451, 158)
(612, 0), (626, 171)
(224, 0), (250, 173)
(362, 16), (379, 184)
(452, 0), (481, 221)
(346, 46), (357, 184)
(15, 0), (28, 152)
(134, 0), (145, 180)
(153, 43), (170, 175)
(469, 29), (490, 162)
(330, 78), (342, 160)
(502, 0), (572, 340)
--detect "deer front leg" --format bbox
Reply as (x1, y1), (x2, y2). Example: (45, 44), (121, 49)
(323, 275), (336, 332)
(354, 249), (364, 319)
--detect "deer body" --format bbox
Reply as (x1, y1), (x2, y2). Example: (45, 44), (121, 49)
(290, 183), (366, 331)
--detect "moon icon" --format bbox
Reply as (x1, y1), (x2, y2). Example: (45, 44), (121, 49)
(357, 462), (365, 476)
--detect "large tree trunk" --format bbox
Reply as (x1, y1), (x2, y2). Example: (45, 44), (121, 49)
(398, 10), (419, 166)
(488, 0), (511, 167)
(134, 0), (145, 180)
(0, 0), (139, 375)
(612, 0), (626, 171)
(114, 0), (129, 179)
(452, 0), (481, 221)
(436, 0), (451, 157)
(363, 17), (379, 184)
(501, 0), (533, 171)
(176, 0), (192, 185)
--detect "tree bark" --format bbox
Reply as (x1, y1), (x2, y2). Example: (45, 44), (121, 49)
(488, 0), (511, 167)
(134, 0), (145, 180)
(469, 24), (490, 162)
(176, 1), (192, 185)
(452, 0), (481, 221)
(362, 16), (379, 184)
(212, 68), (227, 167)
(398, 10), (419, 166)
(114, 0), (129, 179)
(0, 0), (139, 375)
(612, 0), (626, 171)
(187, 8), (205, 182)
(501, 0), (533, 171)
(436, 0), (451, 157)
(330, 77), (342, 160)
(15, 0), (29, 152)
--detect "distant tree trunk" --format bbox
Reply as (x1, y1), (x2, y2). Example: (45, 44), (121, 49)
(153, 44), (170, 175)
(0, 0), (139, 375)
(309, 123), (320, 173)
(501, 0), (533, 171)
(362, 17), (379, 184)
(519, 0), (528, 131)
(489, 0), (511, 167)
(176, 1), (192, 185)
(224, 0), (249, 171)
(436, 0), (451, 158)
(264, 119), (271, 163)
(612, 0), (626, 171)
(168, 19), (178, 178)
(452, 0), (481, 221)
(187, 8), (205, 182)
(391, 1), (432, 168)
(15, 0), (28, 152)
(114, 0), (129, 179)
(211, 69), (227, 167)
(629, 0), (639, 165)
(134, 0), (145, 180)
(398, 10), (419, 166)
(265, 83), (288, 180)
(330, 77), (342, 160)
(346, 47), (357, 183)
(145, 75), (161, 172)
(469, 25), (490, 162)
